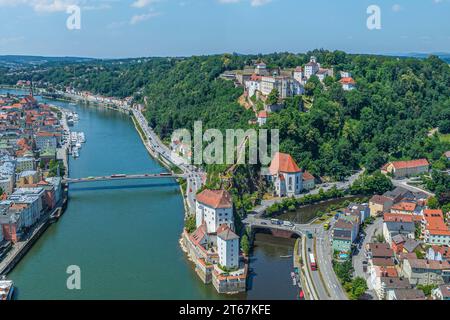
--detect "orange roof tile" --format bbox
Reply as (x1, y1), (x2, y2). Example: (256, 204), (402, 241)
(302, 170), (314, 181)
(269, 152), (301, 175)
(383, 213), (414, 223)
(391, 202), (416, 212)
(388, 159), (429, 170)
(196, 189), (232, 209)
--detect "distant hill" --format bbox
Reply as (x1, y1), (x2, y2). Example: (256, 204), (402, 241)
(0, 55), (93, 67)
(394, 52), (450, 63)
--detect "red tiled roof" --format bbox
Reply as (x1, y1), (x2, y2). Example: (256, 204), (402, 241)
(257, 110), (268, 118)
(269, 152), (301, 175)
(386, 159), (429, 170)
(391, 202), (416, 212)
(423, 209), (450, 236)
(302, 170), (314, 181)
(196, 189), (232, 209)
(250, 74), (262, 81)
(339, 77), (355, 85)
(383, 213), (414, 223)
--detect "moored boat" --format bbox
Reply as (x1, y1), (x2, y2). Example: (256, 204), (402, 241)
(0, 278), (14, 301)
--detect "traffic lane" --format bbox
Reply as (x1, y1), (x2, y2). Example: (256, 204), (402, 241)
(305, 238), (330, 300)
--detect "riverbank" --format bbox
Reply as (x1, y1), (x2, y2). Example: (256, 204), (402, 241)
(0, 90), (70, 277)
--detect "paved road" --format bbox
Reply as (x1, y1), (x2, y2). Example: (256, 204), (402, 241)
(252, 170), (364, 215)
(132, 106), (204, 214)
(314, 227), (348, 300)
(244, 214), (348, 300)
(352, 217), (383, 300)
(391, 178), (435, 197)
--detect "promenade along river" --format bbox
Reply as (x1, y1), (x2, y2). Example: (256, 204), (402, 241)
(2, 90), (297, 300)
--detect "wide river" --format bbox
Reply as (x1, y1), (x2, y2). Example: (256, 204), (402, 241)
(2, 89), (297, 300)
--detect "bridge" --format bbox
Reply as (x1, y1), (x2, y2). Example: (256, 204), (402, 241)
(243, 215), (318, 239)
(63, 173), (187, 184)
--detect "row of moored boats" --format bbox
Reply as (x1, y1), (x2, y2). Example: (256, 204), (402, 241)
(64, 112), (86, 159)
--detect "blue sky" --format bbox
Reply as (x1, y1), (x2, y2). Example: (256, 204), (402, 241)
(0, 0), (449, 58)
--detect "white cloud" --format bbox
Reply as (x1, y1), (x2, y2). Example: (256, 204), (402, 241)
(0, 0), (100, 13)
(250, 0), (271, 6)
(217, 0), (271, 6)
(392, 4), (402, 12)
(130, 11), (161, 24)
(217, 0), (241, 3)
(131, 0), (159, 8)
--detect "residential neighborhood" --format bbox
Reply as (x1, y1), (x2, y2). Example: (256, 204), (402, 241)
(0, 91), (66, 275)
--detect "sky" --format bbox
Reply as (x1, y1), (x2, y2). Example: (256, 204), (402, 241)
(0, 0), (449, 58)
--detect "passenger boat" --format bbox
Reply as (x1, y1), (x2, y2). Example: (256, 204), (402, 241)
(0, 278), (14, 301)
(78, 132), (86, 143)
(72, 147), (79, 158)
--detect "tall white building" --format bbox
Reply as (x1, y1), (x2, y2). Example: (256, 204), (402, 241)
(293, 66), (304, 84)
(304, 56), (320, 79)
(217, 224), (239, 269)
(268, 152), (303, 197)
(195, 189), (233, 234)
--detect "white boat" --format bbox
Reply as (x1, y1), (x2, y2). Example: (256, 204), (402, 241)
(73, 113), (79, 121)
(72, 147), (79, 158)
(78, 132), (86, 143)
(0, 279), (14, 301)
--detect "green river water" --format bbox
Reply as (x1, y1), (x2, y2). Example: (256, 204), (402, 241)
(2, 89), (298, 300)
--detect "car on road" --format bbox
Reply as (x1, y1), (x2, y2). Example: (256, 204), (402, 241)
(261, 222), (268, 225)
(283, 221), (294, 227)
(270, 219), (281, 225)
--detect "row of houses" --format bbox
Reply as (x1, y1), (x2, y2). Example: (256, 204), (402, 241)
(361, 185), (450, 299)
(332, 203), (370, 255)
(0, 179), (62, 243)
(367, 186), (450, 246)
(0, 93), (64, 250)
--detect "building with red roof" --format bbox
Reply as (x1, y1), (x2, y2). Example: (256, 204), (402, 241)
(381, 159), (429, 178)
(195, 189), (233, 234)
(302, 170), (315, 190)
(422, 209), (450, 246)
(339, 77), (356, 90)
(257, 110), (268, 126)
(268, 152), (303, 197)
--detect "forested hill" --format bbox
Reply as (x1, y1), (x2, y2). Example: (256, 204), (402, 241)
(142, 51), (450, 180)
(0, 50), (449, 181)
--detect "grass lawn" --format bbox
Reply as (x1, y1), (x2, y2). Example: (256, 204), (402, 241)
(438, 133), (450, 143)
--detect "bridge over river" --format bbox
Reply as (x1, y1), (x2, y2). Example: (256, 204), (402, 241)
(63, 173), (187, 184)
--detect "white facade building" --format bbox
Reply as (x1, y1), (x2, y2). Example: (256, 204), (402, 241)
(195, 189), (233, 234)
(217, 224), (239, 269)
(304, 56), (320, 79)
(269, 152), (303, 197)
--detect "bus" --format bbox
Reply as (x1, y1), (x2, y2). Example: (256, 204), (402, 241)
(309, 253), (317, 271)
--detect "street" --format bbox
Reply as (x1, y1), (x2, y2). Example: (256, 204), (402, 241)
(252, 169), (364, 215)
(132, 106), (204, 213)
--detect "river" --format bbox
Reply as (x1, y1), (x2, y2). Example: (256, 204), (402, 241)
(1, 89), (297, 300)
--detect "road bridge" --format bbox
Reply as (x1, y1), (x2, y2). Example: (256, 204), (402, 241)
(63, 173), (187, 184)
